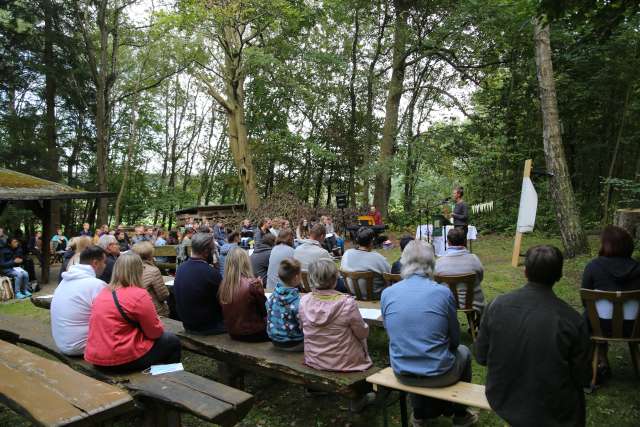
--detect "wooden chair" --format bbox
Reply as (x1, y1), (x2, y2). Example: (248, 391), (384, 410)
(300, 271), (312, 293)
(383, 272), (402, 286)
(340, 270), (376, 301)
(435, 273), (478, 340)
(580, 289), (640, 389)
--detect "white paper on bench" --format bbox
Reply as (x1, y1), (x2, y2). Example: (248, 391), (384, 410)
(165, 280), (174, 287)
(359, 308), (381, 320)
(148, 362), (184, 375)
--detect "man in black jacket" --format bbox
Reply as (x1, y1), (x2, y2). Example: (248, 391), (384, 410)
(475, 245), (591, 427)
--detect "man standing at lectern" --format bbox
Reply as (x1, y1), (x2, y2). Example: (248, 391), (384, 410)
(451, 186), (469, 237)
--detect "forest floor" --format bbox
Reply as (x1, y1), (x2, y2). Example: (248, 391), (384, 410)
(1, 233), (639, 426)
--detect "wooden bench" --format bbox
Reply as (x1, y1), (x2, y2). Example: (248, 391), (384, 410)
(0, 338), (135, 426)
(367, 367), (490, 427)
(435, 273), (479, 341)
(153, 245), (178, 271)
(0, 314), (253, 427)
(160, 318), (380, 408)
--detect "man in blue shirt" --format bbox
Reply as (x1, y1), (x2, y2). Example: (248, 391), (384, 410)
(381, 240), (477, 427)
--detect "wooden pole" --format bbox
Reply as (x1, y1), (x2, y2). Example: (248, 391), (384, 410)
(512, 159), (533, 267)
(41, 200), (52, 285)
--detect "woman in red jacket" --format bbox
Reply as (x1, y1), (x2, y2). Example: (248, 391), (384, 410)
(85, 252), (181, 371)
(219, 247), (268, 342)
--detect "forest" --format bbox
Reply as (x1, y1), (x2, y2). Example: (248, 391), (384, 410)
(1, 0), (639, 253)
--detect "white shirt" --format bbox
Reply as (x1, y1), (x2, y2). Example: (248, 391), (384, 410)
(50, 264), (107, 355)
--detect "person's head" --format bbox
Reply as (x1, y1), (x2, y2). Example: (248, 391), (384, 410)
(356, 227), (375, 249)
(191, 232), (214, 258)
(399, 235), (414, 252)
(260, 233), (276, 247)
(324, 216), (333, 225)
(9, 237), (20, 249)
(276, 228), (294, 247)
(114, 229), (125, 241)
(110, 252), (143, 288)
(446, 227), (467, 247)
(524, 245), (563, 287)
(307, 259), (339, 290)
(369, 206), (376, 213)
(169, 230), (179, 240)
(283, 219), (290, 228)
(101, 224), (109, 232)
(242, 218), (250, 227)
(145, 228), (153, 236)
(400, 240), (435, 279)
(35, 231), (42, 238)
(219, 247), (254, 304)
(72, 236), (92, 254)
(278, 258), (301, 287)
(56, 228), (63, 236)
(259, 218), (271, 230)
(299, 218), (308, 228)
(79, 245), (107, 276)
(184, 228), (195, 239)
(599, 225), (634, 258)
(82, 223), (90, 231)
(309, 223), (326, 242)
(452, 186), (464, 201)
(98, 234), (120, 256)
(134, 226), (144, 236)
(132, 241), (155, 262)
(227, 231), (240, 244)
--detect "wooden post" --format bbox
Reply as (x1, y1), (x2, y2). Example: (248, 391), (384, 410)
(41, 200), (52, 285)
(512, 160), (533, 267)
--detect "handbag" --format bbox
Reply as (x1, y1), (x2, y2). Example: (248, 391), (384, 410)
(111, 290), (143, 332)
(0, 276), (13, 301)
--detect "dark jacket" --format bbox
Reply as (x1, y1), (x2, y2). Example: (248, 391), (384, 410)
(250, 243), (272, 284)
(391, 259), (402, 275)
(98, 253), (117, 283)
(174, 258), (225, 334)
(475, 282), (591, 427)
(452, 201), (469, 226)
(58, 249), (75, 282)
(0, 241), (22, 272)
(220, 276), (267, 338)
(581, 256), (640, 293)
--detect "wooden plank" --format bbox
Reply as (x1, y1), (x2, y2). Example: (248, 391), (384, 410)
(366, 367), (491, 411)
(511, 159), (532, 268)
(0, 339), (134, 426)
(153, 245), (178, 257)
(162, 318), (378, 399)
(0, 315), (253, 426)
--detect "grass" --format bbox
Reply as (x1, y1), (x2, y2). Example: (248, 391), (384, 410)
(1, 233), (639, 426)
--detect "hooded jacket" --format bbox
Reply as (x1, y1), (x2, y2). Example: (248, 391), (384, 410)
(218, 242), (238, 277)
(266, 282), (303, 344)
(582, 256), (640, 293)
(299, 289), (372, 372)
(220, 276), (267, 338)
(0, 240), (21, 272)
(250, 242), (272, 284)
(293, 239), (333, 271)
(51, 264), (107, 355)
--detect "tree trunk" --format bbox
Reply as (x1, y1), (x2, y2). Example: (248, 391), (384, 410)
(533, 18), (589, 257)
(373, 0), (409, 217)
(114, 91), (140, 225)
(347, 9), (359, 207)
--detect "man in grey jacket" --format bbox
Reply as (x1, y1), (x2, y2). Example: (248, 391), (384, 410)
(435, 227), (485, 315)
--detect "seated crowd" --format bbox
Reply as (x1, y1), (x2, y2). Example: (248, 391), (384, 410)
(12, 214), (636, 426)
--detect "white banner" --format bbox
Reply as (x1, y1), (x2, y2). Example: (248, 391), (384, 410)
(516, 177), (538, 233)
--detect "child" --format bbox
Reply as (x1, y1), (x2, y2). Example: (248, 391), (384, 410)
(266, 258), (304, 352)
(299, 259), (372, 372)
(219, 247), (268, 342)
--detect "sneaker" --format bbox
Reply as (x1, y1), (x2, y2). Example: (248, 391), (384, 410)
(24, 290), (32, 297)
(15, 292), (28, 300)
(453, 409), (479, 427)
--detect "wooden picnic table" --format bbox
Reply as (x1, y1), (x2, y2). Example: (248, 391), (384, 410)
(0, 338), (135, 426)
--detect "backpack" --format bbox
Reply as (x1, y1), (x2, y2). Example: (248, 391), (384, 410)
(0, 276), (14, 301)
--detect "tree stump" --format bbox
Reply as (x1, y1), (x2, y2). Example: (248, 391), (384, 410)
(614, 208), (640, 239)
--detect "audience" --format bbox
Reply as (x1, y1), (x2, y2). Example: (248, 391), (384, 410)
(581, 225), (640, 380)
(219, 247), (268, 342)
(341, 227), (391, 300)
(299, 259), (372, 371)
(266, 229), (296, 290)
(0, 237), (32, 299)
(240, 219), (254, 239)
(51, 246), (107, 355)
(59, 236), (93, 283)
(213, 222), (227, 247)
(174, 232), (225, 335)
(27, 231), (43, 265)
(296, 219), (310, 241)
(369, 205), (383, 225)
(381, 240), (477, 426)
(266, 258), (304, 352)
(79, 223), (92, 237)
(435, 228), (485, 316)
(115, 229), (130, 252)
(294, 224), (334, 271)
(254, 218), (271, 245)
(391, 235), (414, 274)
(132, 242), (170, 317)
(84, 252), (181, 372)
(250, 233), (275, 285)
(167, 230), (180, 245)
(219, 231), (240, 277)
(131, 226), (149, 245)
(97, 234), (120, 283)
(50, 228), (68, 254)
(475, 245), (590, 426)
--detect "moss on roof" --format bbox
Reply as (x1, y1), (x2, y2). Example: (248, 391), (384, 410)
(0, 168), (82, 195)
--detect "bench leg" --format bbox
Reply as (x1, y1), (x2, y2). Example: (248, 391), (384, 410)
(217, 361), (245, 389)
(399, 391), (408, 427)
(629, 343), (640, 379)
(143, 402), (181, 427)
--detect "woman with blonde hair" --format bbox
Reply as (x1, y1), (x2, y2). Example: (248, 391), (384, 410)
(132, 241), (170, 316)
(219, 247), (268, 342)
(68, 236), (93, 269)
(84, 252), (181, 372)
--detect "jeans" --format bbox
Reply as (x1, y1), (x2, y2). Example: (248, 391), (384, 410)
(395, 345), (472, 420)
(7, 267), (30, 293)
(98, 332), (182, 373)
